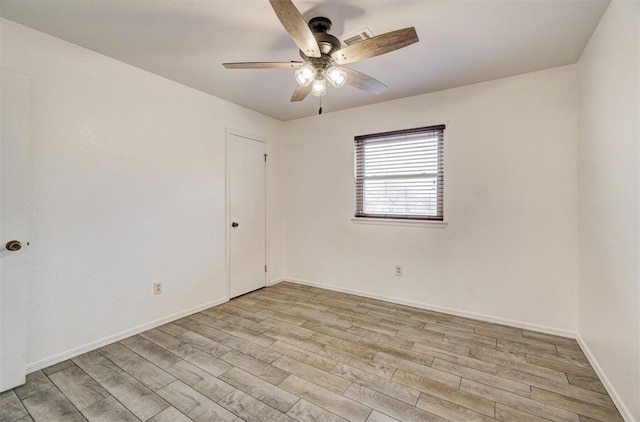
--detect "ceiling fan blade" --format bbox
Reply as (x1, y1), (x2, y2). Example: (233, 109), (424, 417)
(269, 0), (321, 58)
(332, 27), (419, 65)
(223, 61), (303, 69)
(342, 67), (387, 94)
(291, 83), (312, 102)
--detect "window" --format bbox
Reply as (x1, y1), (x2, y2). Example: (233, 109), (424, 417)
(354, 125), (445, 221)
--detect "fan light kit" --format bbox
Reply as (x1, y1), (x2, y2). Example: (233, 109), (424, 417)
(326, 66), (347, 88)
(223, 0), (419, 112)
(311, 78), (326, 97)
(295, 63), (316, 86)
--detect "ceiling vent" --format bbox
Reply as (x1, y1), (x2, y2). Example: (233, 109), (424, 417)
(341, 28), (374, 46)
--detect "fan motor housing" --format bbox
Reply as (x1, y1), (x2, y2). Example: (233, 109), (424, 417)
(300, 17), (342, 61)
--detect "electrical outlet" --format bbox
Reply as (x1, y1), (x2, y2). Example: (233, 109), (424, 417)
(395, 265), (403, 277)
(154, 282), (162, 295)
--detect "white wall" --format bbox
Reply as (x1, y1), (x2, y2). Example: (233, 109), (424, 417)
(282, 65), (578, 334)
(577, 0), (640, 420)
(1, 19), (285, 369)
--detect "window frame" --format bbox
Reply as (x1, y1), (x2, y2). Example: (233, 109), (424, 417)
(353, 124), (445, 222)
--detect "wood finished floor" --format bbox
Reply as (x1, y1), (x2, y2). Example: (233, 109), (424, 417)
(0, 282), (623, 422)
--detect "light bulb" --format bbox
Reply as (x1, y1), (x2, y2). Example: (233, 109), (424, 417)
(295, 63), (316, 86)
(311, 78), (326, 97)
(326, 66), (347, 88)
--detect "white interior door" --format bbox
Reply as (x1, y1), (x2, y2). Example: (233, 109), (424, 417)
(228, 132), (266, 298)
(0, 69), (29, 392)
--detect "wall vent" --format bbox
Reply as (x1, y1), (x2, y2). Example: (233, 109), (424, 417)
(341, 28), (374, 46)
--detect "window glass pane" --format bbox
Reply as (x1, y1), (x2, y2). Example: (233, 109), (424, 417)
(354, 125), (444, 220)
(363, 177), (437, 216)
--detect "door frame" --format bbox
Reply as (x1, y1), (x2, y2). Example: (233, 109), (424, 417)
(225, 128), (268, 300)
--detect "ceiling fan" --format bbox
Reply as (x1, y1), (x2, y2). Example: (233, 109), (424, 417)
(222, 0), (419, 106)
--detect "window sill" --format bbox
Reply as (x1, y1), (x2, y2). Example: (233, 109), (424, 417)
(351, 217), (448, 228)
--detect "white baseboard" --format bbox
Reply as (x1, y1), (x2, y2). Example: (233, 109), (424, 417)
(26, 296), (228, 373)
(285, 277), (576, 339)
(267, 277), (285, 287)
(576, 335), (636, 422)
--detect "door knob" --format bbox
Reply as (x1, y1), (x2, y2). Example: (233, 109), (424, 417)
(5, 240), (22, 251)
(231, 222), (239, 228)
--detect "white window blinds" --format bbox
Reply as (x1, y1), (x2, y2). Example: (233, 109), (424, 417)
(354, 125), (445, 220)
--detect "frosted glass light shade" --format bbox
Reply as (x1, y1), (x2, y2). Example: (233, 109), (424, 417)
(295, 63), (316, 86)
(311, 78), (326, 97)
(326, 66), (347, 88)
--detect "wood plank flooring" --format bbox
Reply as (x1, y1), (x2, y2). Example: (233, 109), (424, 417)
(0, 282), (623, 421)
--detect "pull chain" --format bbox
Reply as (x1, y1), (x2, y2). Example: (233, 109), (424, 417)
(318, 95), (323, 115)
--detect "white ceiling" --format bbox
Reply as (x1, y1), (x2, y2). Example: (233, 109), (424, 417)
(0, 0), (609, 121)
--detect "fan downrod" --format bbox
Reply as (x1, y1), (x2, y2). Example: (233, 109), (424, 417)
(308, 17), (332, 33)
